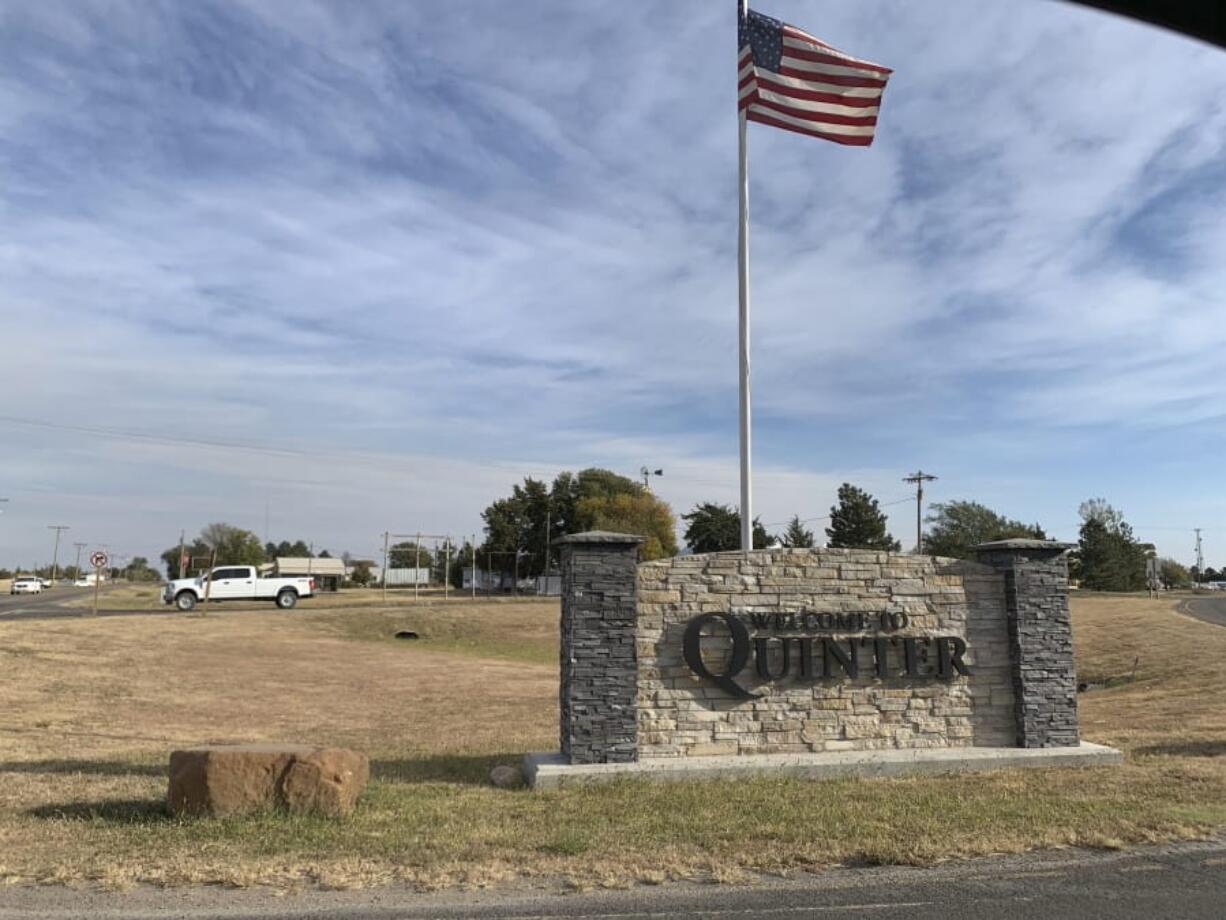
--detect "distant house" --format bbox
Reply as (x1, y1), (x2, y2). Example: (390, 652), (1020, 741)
(264, 557), (347, 592)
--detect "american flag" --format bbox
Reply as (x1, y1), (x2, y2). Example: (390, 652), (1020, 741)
(738, 8), (891, 146)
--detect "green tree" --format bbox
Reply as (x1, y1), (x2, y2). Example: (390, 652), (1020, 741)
(576, 492), (678, 560)
(825, 484), (901, 551)
(682, 502), (771, 553)
(389, 542), (431, 569)
(924, 500), (1046, 560)
(1075, 499), (1147, 591)
(199, 523), (266, 568)
(161, 524), (265, 579)
(348, 560), (374, 587)
(160, 538), (209, 579)
(123, 557), (159, 583)
(779, 515), (816, 549)
(1157, 558), (1190, 589)
(480, 468), (675, 573)
(264, 540), (312, 559)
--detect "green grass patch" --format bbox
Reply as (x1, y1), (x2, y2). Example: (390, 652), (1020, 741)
(5, 758), (1225, 890)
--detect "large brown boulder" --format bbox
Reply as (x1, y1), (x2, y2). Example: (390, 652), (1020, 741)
(168, 745), (369, 818)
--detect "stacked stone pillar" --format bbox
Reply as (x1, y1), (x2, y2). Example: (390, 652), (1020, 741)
(557, 532), (644, 764)
(973, 539), (1080, 748)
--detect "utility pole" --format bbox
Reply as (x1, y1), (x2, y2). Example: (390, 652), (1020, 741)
(902, 471), (937, 555)
(47, 525), (69, 584)
(381, 531), (390, 603)
(1195, 528), (1204, 584)
(73, 542), (87, 580)
(177, 530), (187, 579)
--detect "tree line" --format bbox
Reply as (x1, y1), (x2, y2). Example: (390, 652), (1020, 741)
(159, 525), (333, 580)
(152, 476), (1191, 595)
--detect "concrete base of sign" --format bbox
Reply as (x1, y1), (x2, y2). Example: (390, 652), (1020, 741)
(523, 743), (1123, 790)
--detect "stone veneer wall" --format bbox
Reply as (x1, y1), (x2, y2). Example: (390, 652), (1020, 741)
(974, 541), (1080, 747)
(636, 548), (1016, 758)
(557, 532), (643, 764)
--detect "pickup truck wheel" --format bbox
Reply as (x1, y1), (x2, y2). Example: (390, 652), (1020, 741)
(276, 589), (298, 610)
(175, 591), (197, 612)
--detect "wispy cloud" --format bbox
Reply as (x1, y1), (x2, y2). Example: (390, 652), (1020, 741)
(2, 0), (1226, 565)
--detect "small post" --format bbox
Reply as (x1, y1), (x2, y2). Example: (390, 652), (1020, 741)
(381, 531), (390, 603)
(444, 538), (451, 600)
(200, 549), (216, 615)
(91, 562), (101, 617)
(414, 532), (421, 602)
(471, 533), (477, 599)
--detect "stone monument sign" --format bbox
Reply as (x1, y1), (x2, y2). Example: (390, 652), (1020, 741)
(526, 533), (1120, 788)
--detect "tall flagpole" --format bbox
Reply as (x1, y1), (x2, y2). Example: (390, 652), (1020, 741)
(737, 0), (753, 552)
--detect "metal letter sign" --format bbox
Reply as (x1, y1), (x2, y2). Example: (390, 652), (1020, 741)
(681, 612), (970, 698)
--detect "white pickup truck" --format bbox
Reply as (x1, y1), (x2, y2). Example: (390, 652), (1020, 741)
(163, 565), (313, 611)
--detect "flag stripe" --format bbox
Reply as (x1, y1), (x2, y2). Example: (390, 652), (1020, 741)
(749, 95), (879, 128)
(754, 68), (884, 100)
(748, 101), (878, 135)
(746, 109), (874, 145)
(754, 71), (882, 107)
(781, 24), (836, 51)
(781, 37), (893, 75)
(753, 87), (879, 119)
(777, 63), (886, 88)
(781, 52), (890, 82)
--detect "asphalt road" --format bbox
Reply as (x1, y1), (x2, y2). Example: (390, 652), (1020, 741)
(0, 586), (166, 621)
(1177, 592), (1226, 629)
(0, 836), (1222, 920)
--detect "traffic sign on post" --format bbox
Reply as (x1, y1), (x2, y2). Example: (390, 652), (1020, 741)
(89, 550), (108, 617)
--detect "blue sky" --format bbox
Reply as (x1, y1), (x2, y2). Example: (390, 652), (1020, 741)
(3, 0), (1226, 570)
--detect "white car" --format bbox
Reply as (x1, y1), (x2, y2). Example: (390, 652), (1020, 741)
(10, 576), (43, 595)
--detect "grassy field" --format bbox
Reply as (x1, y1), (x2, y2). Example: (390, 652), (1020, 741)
(0, 592), (1224, 891)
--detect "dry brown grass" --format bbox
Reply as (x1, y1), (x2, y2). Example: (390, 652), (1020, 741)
(1072, 593), (1226, 758)
(59, 583), (536, 612)
(0, 592), (1223, 890)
